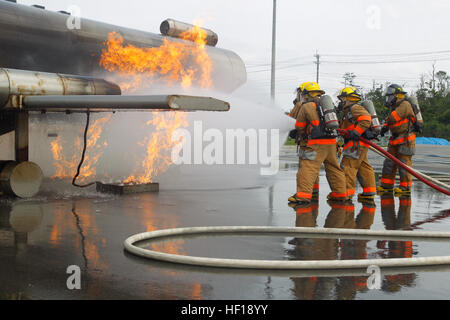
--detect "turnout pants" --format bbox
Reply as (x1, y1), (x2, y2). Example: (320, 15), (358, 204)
(296, 144), (347, 202)
(340, 146), (376, 198)
(380, 144), (414, 190)
(297, 151), (320, 194)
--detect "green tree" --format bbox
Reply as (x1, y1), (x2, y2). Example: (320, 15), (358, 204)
(363, 76), (450, 140)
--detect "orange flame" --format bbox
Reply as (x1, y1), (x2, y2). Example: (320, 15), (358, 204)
(99, 24), (212, 184)
(50, 115), (111, 182)
(99, 23), (213, 92)
(124, 112), (189, 184)
(51, 135), (81, 179)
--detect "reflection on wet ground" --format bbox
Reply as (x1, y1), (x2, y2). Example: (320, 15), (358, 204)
(1, 166), (450, 300)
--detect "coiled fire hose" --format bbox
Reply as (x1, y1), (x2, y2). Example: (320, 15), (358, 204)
(123, 133), (450, 269)
(124, 226), (450, 269)
(337, 129), (450, 196)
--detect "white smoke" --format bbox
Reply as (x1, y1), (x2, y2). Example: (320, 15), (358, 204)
(2, 79), (293, 194)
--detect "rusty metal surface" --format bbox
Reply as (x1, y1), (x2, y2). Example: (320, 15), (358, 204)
(160, 19), (219, 47)
(96, 182), (159, 195)
(0, 68), (121, 109)
(14, 112), (28, 162)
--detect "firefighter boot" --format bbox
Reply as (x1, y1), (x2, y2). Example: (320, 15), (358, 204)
(288, 194), (311, 204)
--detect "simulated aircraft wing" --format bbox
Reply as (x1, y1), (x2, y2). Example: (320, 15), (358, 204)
(0, 68), (229, 113)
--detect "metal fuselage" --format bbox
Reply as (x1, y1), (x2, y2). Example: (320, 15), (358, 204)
(0, 1), (247, 92)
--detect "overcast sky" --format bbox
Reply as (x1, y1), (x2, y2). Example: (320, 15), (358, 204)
(19, 0), (450, 111)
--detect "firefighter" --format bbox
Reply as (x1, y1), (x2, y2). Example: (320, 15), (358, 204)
(289, 82), (347, 204)
(378, 84), (416, 195)
(288, 82), (320, 202)
(337, 87), (377, 202)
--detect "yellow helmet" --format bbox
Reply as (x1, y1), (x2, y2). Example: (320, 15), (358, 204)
(301, 82), (325, 96)
(338, 86), (361, 101)
(295, 82), (311, 94)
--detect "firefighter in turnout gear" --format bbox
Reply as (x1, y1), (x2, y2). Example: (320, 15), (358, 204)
(288, 82), (320, 203)
(289, 82), (347, 204)
(378, 84), (417, 195)
(337, 87), (377, 202)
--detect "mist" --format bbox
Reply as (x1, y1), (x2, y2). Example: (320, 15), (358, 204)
(0, 79), (293, 195)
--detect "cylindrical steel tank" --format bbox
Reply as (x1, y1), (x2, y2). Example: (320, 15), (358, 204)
(361, 100), (382, 134)
(319, 95), (339, 130)
(0, 161), (43, 198)
(0, 68), (121, 109)
(160, 19), (219, 47)
(0, 2), (247, 93)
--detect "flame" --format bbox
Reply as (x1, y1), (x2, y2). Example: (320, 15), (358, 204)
(124, 112), (189, 184)
(99, 23), (213, 92)
(50, 115), (111, 182)
(51, 135), (81, 179)
(78, 114), (111, 181)
(99, 24), (212, 184)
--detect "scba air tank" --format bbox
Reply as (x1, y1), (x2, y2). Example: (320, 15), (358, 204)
(319, 95), (339, 131)
(407, 95), (424, 125)
(361, 100), (382, 134)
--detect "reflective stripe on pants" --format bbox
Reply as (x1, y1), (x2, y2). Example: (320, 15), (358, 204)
(297, 144), (347, 201)
(340, 147), (376, 196)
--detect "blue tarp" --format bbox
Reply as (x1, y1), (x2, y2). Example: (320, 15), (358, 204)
(415, 137), (450, 146)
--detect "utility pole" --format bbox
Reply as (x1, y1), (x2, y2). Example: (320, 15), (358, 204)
(431, 62), (436, 91)
(314, 51), (320, 83)
(270, 0), (277, 101)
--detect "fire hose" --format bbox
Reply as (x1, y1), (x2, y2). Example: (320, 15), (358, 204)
(368, 145), (450, 190)
(337, 129), (450, 196)
(124, 131), (450, 269)
(124, 226), (450, 269)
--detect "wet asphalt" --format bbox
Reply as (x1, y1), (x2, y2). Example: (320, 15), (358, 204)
(1, 145), (450, 300)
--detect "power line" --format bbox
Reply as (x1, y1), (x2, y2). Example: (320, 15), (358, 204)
(247, 62), (311, 73)
(246, 55), (313, 68)
(321, 50), (450, 58)
(322, 56), (450, 65)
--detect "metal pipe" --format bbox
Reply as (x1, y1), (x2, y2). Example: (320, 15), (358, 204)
(160, 19), (218, 47)
(0, 68), (121, 109)
(21, 95), (230, 112)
